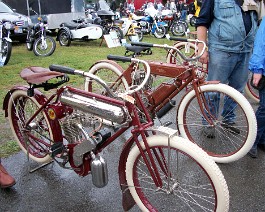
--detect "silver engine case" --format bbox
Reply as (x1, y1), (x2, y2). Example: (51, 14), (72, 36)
(60, 89), (128, 125)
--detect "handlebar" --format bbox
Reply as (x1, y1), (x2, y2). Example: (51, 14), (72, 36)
(49, 64), (116, 98)
(107, 55), (151, 95)
(131, 35), (207, 62)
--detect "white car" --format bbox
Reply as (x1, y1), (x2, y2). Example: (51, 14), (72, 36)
(0, 2), (32, 42)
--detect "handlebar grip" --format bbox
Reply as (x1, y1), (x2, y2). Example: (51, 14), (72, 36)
(107, 55), (132, 62)
(49, 64), (75, 75)
(168, 37), (188, 42)
(131, 42), (153, 47)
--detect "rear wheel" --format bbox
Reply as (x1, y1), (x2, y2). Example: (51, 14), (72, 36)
(109, 26), (124, 42)
(126, 135), (229, 211)
(85, 61), (129, 95)
(7, 90), (54, 163)
(171, 21), (186, 37)
(33, 36), (56, 56)
(244, 72), (259, 103)
(178, 83), (257, 163)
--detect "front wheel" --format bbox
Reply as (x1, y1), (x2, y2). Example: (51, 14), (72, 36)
(33, 36), (56, 56)
(126, 135), (229, 211)
(7, 89), (54, 163)
(154, 25), (166, 38)
(178, 83), (257, 163)
(0, 39), (12, 65)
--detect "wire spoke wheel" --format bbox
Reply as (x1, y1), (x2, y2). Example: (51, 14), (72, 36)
(7, 90), (53, 163)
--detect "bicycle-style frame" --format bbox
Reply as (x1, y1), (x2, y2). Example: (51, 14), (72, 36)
(3, 62), (172, 210)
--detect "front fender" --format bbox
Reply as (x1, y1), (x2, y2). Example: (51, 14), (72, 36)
(118, 136), (136, 211)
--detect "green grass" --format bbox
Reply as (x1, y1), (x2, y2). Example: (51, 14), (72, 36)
(0, 32), (194, 157)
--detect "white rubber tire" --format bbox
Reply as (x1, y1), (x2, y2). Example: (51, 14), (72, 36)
(178, 83), (257, 163)
(126, 135), (230, 212)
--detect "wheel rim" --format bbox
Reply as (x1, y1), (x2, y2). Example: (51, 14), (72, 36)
(34, 37), (55, 56)
(87, 66), (127, 95)
(131, 145), (218, 211)
(9, 91), (53, 159)
(182, 89), (249, 157)
(154, 26), (165, 38)
(59, 32), (69, 46)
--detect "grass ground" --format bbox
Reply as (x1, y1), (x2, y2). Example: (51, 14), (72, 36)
(0, 33), (193, 157)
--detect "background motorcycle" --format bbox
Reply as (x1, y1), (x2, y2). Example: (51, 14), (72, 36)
(135, 4), (167, 39)
(57, 18), (104, 46)
(161, 10), (188, 37)
(114, 10), (143, 41)
(26, 16), (56, 56)
(0, 19), (13, 66)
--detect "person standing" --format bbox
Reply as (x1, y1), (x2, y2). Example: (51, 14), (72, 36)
(129, 0), (135, 13)
(195, 0), (258, 136)
(248, 17), (265, 158)
(180, 0), (188, 20)
(0, 158), (16, 188)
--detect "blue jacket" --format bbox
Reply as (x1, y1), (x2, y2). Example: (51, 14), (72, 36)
(249, 18), (265, 75)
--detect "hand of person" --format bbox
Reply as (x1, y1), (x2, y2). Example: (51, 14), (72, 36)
(197, 43), (209, 64)
(252, 73), (262, 86)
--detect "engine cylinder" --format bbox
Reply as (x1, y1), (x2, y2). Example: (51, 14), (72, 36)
(60, 89), (128, 124)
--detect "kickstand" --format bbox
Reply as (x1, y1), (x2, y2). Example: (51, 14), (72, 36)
(25, 136), (53, 173)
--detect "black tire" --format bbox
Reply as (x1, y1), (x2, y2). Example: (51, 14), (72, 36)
(58, 29), (71, 46)
(154, 25), (166, 39)
(26, 29), (34, 51)
(33, 36), (56, 57)
(1, 39), (12, 66)
(171, 21), (186, 36)
(190, 16), (197, 27)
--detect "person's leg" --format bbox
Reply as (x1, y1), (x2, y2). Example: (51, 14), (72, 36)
(0, 158), (16, 188)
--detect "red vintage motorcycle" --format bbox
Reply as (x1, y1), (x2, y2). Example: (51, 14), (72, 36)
(3, 57), (229, 211)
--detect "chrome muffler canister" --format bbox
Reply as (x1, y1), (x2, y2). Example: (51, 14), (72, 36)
(60, 90), (127, 124)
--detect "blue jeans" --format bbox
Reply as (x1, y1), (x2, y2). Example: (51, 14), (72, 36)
(207, 49), (251, 122)
(181, 10), (187, 21)
(252, 87), (265, 148)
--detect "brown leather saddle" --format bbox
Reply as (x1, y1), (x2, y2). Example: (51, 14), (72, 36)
(20, 66), (65, 85)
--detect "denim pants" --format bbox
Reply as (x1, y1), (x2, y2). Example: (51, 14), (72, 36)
(252, 87), (265, 148)
(207, 49), (251, 122)
(181, 10), (187, 21)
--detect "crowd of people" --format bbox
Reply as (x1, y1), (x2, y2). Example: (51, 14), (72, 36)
(118, 0), (196, 20)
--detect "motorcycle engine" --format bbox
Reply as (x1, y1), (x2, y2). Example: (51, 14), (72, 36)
(61, 110), (102, 144)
